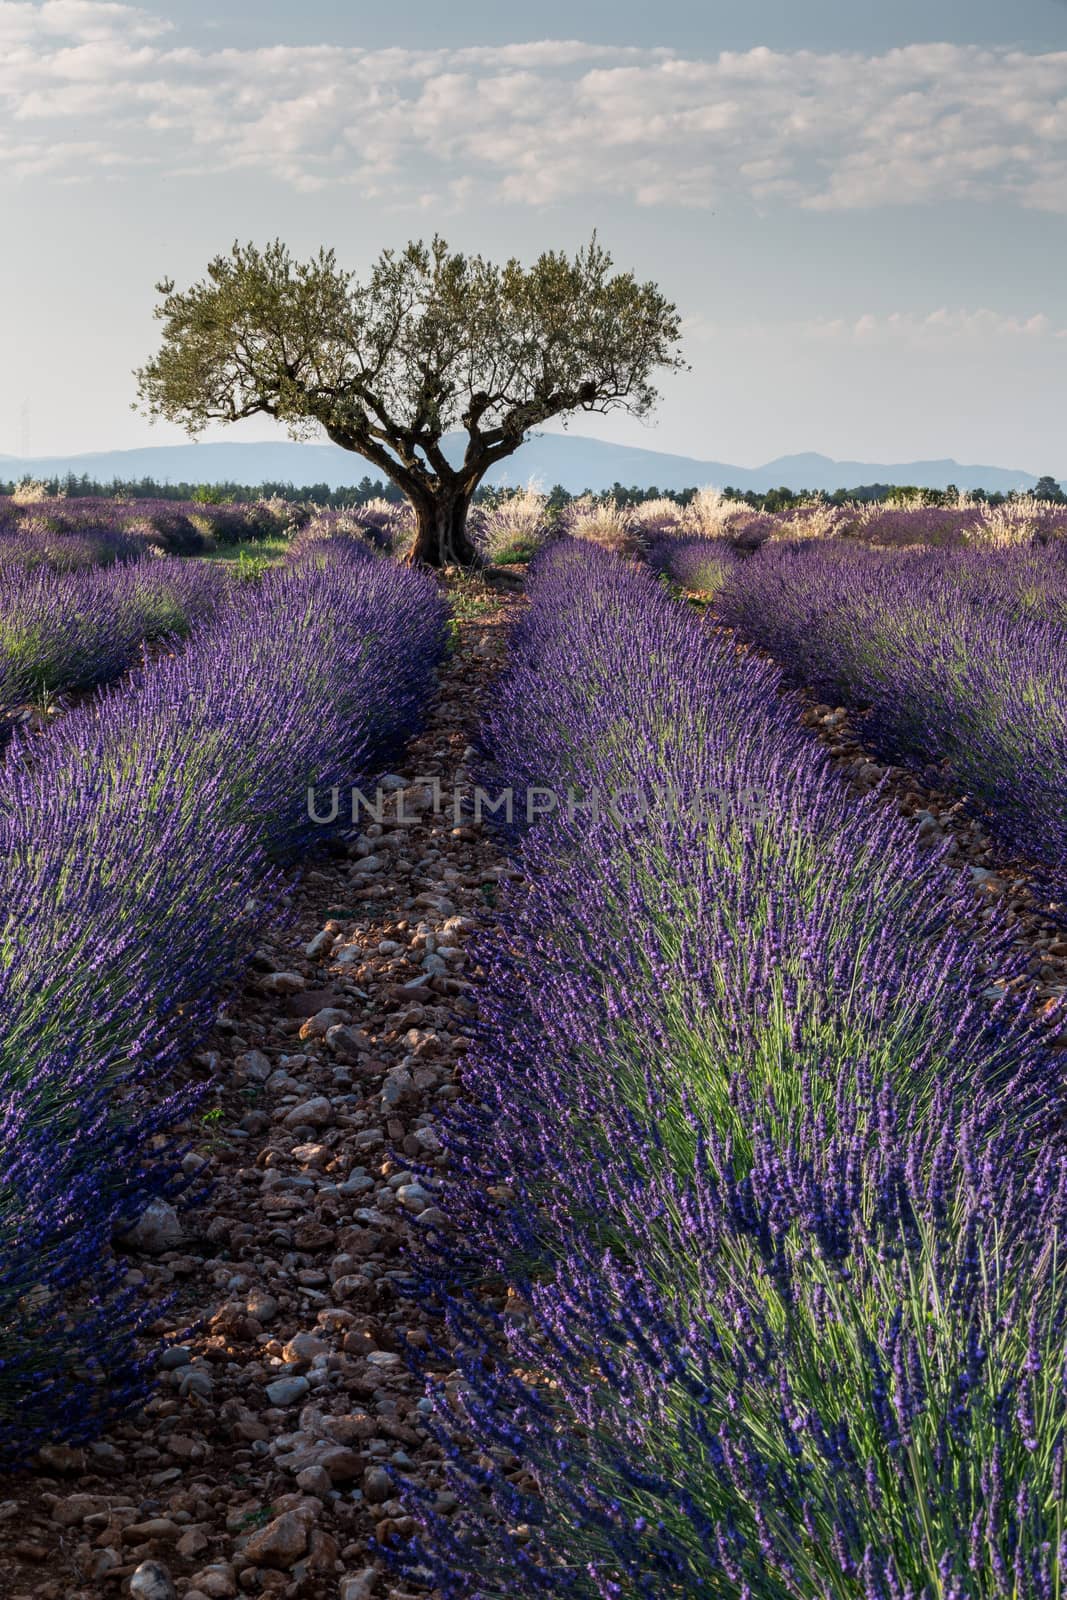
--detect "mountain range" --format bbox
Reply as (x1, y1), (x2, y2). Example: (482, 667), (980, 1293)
(0, 434), (1048, 495)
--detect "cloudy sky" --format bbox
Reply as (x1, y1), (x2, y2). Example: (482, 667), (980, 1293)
(4, 0), (1067, 471)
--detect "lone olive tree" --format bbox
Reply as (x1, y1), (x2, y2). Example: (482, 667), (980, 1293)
(135, 236), (686, 567)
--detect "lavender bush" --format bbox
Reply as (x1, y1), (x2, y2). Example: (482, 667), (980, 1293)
(0, 557), (227, 719)
(286, 516), (384, 567)
(0, 549), (447, 1458)
(843, 502), (981, 547)
(775, 496), (1067, 549)
(718, 539), (1067, 889)
(288, 500), (415, 558)
(400, 543), (1066, 1599)
(0, 492), (309, 565)
(647, 534), (737, 594)
(631, 494), (1067, 554)
(2, 495), (208, 555)
(0, 513), (149, 569)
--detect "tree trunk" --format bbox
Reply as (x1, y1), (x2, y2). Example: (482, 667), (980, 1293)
(408, 490), (479, 568)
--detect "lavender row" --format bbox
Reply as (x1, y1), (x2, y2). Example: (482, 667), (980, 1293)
(0, 492), (406, 570)
(0, 515), (389, 731)
(646, 533), (738, 594)
(403, 542), (1067, 1598)
(718, 540), (1067, 890)
(0, 556), (229, 722)
(0, 492), (305, 567)
(0, 552), (447, 1460)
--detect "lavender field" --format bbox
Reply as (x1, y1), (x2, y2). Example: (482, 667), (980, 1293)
(11, 0), (1067, 1582)
(2, 485), (1066, 1600)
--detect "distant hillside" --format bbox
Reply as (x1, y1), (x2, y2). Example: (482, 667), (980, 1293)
(0, 435), (1044, 496)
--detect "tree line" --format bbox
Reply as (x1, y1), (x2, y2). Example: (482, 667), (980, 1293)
(4, 474), (1061, 511)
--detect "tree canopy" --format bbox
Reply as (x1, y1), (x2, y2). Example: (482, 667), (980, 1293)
(136, 236), (686, 564)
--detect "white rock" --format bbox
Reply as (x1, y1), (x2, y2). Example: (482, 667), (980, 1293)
(117, 1199), (184, 1256)
(283, 1097), (334, 1130)
(266, 1375), (311, 1407)
(299, 1007), (349, 1039)
(235, 1049), (272, 1082)
(399, 784), (436, 815)
(261, 972), (305, 994)
(340, 1570), (380, 1600)
(188, 1563), (239, 1598)
(295, 1464), (333, 1497)
(130, 1561), (178, 1600)
(381, 1068), (414, 1109)
(326, 1024), (370, 1059)
(352, 855), (383, 875)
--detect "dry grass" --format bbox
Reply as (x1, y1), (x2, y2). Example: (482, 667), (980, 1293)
(480, 487), (550, 562)
(562, 496), (639, 556)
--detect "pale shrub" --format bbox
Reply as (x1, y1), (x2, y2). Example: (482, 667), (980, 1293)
(767, 501), (848, 541)
(563, 496), (638, 556)
(629, 497), (685, 538)
(971, 495), (1052, 547)
(480, 487), (550, 561)
(248, 495), (302, 537)
(383, 500), (416, 559)
(11, 479), (63, 504)
(681, 487), (753, 538)
(314, 498), (416, 556)
(293, 507), (381, 558)
(363, 495), (402, 521)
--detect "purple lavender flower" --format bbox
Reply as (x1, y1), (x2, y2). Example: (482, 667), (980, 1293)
(717, 538), (1067, 893)
(0, 547), (446, 1459)
(0, 557), (227, 720)
(397, 541), (1067, 1600)
(647, 536), (737, 594)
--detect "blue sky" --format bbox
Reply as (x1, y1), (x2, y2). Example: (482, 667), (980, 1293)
(3, 0), (1067, 471)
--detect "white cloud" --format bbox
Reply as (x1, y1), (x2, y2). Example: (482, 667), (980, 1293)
(3, 8), (1067, 211)
(809, 308), (1065, 341)
(0, 0), (166, 43)
(685, 308), (1067, 343)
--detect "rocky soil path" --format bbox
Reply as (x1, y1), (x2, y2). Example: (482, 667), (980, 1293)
(0, 576), (523, 1600)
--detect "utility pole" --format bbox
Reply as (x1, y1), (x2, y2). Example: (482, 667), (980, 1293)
(17, 400), (31, 461)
